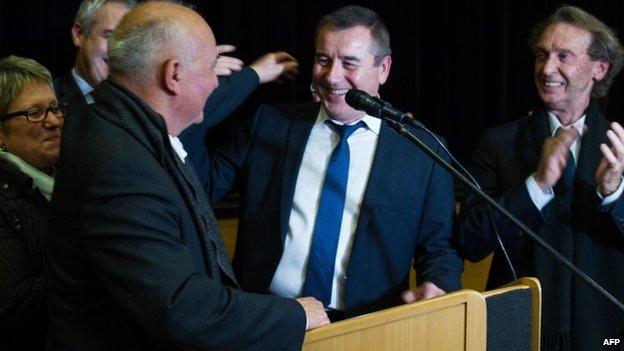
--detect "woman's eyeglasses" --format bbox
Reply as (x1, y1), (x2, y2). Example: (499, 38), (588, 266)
(0, 103), (68, 123)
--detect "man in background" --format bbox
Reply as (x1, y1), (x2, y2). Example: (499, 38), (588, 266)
(458, 5), (624, 350)
(55, 0), (298, 122)
(54, 0), (135, 109)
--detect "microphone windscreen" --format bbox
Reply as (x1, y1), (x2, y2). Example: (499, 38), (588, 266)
(345, 89), (360, 107)
(345, 89), (372, 110)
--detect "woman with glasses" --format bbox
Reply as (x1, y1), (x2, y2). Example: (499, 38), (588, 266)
(0, 55), (65, 350)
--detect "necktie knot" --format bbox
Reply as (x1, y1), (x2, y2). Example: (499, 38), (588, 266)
(554, 126), (577, 167)
(326, 120), (365, 140)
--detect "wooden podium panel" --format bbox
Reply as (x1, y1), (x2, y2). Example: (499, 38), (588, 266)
(303, 290), (486, 351)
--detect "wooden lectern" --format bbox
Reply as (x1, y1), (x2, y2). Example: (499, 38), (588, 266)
(302, 278), (541, 351)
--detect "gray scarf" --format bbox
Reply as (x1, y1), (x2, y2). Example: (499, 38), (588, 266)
(91, 79), (238, 287)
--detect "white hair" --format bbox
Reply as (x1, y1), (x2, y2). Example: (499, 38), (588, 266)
(74, 0), (137, 35)
(107, 17), (196, 85)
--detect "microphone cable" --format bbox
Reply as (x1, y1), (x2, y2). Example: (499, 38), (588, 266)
(406, 120), (518, 281)
(347, 88), (516, 280)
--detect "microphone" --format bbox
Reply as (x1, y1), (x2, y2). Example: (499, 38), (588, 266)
(345, 89), (423, 129)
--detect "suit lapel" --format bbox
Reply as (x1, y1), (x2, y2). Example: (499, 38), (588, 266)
(55, 75), (89, 120)
(520, 110), (551, 176)
(576, 103), (607, 186)
(354, 122), (401, 232)
(279, 104), (319, 242)
(58, 75), (87, 102)
(570, 102), (609, 233)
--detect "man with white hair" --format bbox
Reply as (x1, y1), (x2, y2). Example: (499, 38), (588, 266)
(54, 0), (136, 109)
(458, 5), (624, 350)
(55, 0), (299, 123)
(46, 2), (328, 350)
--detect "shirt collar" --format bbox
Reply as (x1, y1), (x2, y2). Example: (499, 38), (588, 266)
(168, 135), (188, 163)
(71, 67), (95, 98)
(316, 106), (382, 135)
(546, 112), (586, 136)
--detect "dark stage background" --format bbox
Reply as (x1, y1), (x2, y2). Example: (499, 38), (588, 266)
(1, 0), (623, 162)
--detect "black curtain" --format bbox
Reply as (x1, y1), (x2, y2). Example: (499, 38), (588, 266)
(1, 0), (623, 162)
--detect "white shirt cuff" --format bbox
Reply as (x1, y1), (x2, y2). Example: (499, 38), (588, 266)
(597, 176), (624, 208)
(526, 174), (554, 211)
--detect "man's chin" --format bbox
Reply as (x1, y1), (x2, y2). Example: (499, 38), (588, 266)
(324, 107), (364, 123)
(538, 92), (561, 107)
(193, 114), (204, 124)
(319, 90), (347, 104)
(93, 66), (110, 85)
(323, 106), (348, 119)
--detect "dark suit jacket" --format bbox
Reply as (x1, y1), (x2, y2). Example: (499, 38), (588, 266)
(46, 81), (305, 350)
(53, 74), (88, 119)
(201, 103), (463, 317)
(457, 103), (624, 350)
(181, 67), (259, 182)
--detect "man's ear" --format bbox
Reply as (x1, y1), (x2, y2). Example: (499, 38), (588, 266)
(593, 59), (609, 82)
(71, 23), (84, 47)
(377, 55), (392, 85)
(163, 59), (181, 95)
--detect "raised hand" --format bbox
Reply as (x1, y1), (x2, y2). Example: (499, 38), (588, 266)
(214, 44), (244, 76)
(250, 51), (299, 84)
(534, 126), (583, 191)
(596, 122), (624, 196)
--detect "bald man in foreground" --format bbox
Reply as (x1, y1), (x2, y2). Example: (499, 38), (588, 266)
(45, 2), (328, 350)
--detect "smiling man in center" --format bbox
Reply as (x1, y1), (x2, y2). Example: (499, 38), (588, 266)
(196, 5), (462, 320)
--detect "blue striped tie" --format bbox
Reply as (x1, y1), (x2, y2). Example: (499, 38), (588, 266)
(302, 119), (365, 306)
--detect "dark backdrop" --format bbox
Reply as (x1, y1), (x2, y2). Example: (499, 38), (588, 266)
(1, 0), (623, 162)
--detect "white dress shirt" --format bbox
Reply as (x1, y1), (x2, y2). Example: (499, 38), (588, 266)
(526, 112), (623, 210)
(169, 135), (188, 163)
(269, 108), (381, 310)
(71, 68), (95, 104)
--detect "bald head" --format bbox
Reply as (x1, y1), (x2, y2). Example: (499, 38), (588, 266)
(108, 1), (216, 86)
(107, 1), (219, 135)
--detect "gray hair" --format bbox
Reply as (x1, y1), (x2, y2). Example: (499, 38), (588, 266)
(107, 16), (196, 85)
(0, 55), (53, 116)
(315, 5), (391, 66)
(75, 0), (137, 35)
(531, 5), (624, 98)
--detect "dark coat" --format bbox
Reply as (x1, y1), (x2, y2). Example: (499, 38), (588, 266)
(46, 80), (305, 351)
(457, 103), (624, 351)
(0, 159), (48, 350)
(53, 74), (88, 120)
